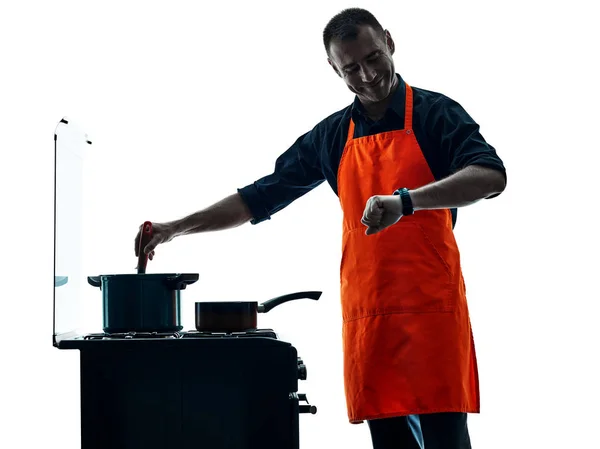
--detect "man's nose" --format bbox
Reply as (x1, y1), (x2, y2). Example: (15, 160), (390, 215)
(360, 66), (377, 84)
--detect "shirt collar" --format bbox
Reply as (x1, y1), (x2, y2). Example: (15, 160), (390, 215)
(351, 73), (406, 123)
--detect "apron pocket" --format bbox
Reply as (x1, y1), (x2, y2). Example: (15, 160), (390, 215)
(340, 221), (455, 318)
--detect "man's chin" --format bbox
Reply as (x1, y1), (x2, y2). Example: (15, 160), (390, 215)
(367, 83), (393, 101)
(364, 91), (390, 104)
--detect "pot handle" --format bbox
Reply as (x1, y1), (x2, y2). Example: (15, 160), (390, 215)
(163, 273), (200, 290)
(88, 276), (102, 288)
(54, 276), (69, 287)
(258, 291), (322, 313)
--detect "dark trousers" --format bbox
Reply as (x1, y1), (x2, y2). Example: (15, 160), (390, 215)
(367, 413), (472, 449)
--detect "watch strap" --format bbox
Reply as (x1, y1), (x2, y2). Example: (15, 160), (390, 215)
(393, 188), (414, 215)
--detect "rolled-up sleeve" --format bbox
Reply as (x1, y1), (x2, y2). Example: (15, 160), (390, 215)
(237, 127), (326, 225)
(429, 95), (507, 194)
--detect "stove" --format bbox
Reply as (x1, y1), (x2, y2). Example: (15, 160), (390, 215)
(56, 327), (316, 449)
(53, 119), (318, 448)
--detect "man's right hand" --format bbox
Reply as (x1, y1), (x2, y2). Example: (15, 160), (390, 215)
(134, 221), (178, 260)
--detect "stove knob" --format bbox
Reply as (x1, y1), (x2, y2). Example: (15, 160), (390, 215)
(297, 363), (307, 380)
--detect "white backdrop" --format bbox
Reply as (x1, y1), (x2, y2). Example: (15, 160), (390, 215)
(1, 0), (599, 448)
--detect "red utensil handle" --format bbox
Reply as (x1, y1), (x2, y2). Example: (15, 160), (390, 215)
(137, 221), (153, 273)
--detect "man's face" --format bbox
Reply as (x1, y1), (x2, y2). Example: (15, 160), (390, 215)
(328, 25), (397, 105)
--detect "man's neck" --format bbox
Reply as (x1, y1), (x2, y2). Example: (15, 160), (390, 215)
(365, 108), (386, 122)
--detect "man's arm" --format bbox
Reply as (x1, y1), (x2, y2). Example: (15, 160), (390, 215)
(172, 192), (253, 235)
(410, 93), (507, 210)
(135, 193), (253, 257)
(362, 94), (507, 234)
(361, 165), (505, 234)
(410, 164), (506, 211)
(135, 126), (325, 257)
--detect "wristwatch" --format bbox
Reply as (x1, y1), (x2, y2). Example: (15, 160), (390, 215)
(393, 188), (414, 215)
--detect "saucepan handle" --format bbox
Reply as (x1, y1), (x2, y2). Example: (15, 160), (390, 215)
(258, 291), (322, 313)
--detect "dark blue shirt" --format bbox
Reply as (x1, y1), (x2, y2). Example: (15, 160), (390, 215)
(238, 74), (506, 228)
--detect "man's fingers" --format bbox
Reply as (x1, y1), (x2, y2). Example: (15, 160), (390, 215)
(362, 196), (384, 225)
(361, 215), (380, 227)
(134, 233), (140, 257)
(365, 225), (380, 235)
(144, 236), (162, 255)
(362, 195), (404, 236)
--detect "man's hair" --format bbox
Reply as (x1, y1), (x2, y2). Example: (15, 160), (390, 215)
(322, 8), (385, 56)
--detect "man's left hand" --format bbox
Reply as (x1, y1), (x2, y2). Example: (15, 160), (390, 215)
(361, 195), (404, 235)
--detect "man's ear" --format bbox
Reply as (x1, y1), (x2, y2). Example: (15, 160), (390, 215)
(384, 30), (395, 55)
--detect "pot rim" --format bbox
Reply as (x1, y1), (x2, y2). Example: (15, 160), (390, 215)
(195, 301), (259, 306)
(91, 273), (195, 278)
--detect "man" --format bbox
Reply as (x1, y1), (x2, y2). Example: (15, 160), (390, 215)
(135, 7), (506, 449)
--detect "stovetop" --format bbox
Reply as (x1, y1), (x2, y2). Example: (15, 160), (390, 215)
(82, 328), (279, 341)
(56, 327), (291, 350)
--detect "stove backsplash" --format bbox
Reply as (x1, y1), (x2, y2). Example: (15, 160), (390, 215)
(53, 117), (92, 342)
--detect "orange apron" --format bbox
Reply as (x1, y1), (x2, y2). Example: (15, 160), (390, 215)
(337, 83), (480, 423)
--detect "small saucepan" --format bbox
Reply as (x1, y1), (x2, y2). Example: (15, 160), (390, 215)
(195, 291), (322, 333)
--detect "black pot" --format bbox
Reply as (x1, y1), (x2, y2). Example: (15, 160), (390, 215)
(88, 273), (199, 333)
(195, 290), (322, 333)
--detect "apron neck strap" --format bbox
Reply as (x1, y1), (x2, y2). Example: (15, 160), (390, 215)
(346, 116), (356, 143)
(404, 83), (413, 130)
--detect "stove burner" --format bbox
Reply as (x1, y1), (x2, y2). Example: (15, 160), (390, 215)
(82, 329), (278, 340)
(182, 329), (278, 339)
(83, 331), (182, 340)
